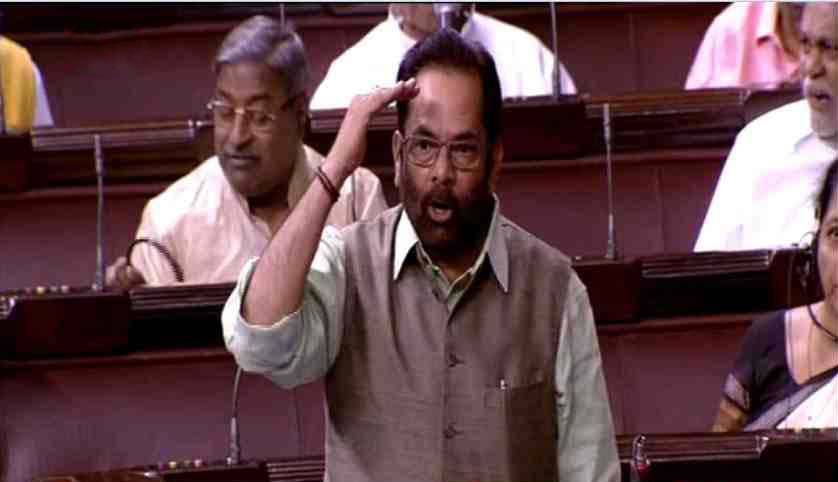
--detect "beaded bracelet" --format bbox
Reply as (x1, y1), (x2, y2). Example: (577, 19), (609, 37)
(315, 165), (341, 203)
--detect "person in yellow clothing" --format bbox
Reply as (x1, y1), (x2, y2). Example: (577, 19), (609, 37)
(0, 32), (54, 133)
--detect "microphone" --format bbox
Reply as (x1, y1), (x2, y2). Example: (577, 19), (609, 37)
(603, 103), (619, 260)
(549, 3), (562, 99)
(227, 366), (244, 466)
(93, 134), (106, 291)
(629, 434), (649, 482)
(433, 3), (462, 31)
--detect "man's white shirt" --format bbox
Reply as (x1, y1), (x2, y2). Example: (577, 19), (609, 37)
(311, 12), (577, 110)
(695, 100), (837, 252)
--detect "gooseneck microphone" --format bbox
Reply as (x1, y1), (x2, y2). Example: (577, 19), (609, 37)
(94, 134), (106, 291)
(433, 3), (461, 31)
(227, 366), (243, 466)
(603, 104), (619, 260)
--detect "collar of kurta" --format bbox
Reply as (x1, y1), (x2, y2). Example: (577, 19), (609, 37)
(392, 193), (509, 293)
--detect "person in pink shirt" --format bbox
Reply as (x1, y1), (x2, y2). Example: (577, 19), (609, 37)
(686, 2), (803, 90)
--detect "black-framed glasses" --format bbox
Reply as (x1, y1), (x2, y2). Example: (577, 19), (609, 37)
(206, 97), (295, 133)
(400, 134), (483, 171)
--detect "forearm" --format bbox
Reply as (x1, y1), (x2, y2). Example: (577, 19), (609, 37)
(243, 79), (418, 325)
(244, 159), (352, 325)
(223, 256), (344, 388)
(557, 276), (621, 482)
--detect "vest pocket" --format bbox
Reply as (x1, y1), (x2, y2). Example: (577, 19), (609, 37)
(483, 381), (558, 481)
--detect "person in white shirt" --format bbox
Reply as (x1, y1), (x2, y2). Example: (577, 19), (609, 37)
(310, 3), (576, 111)
(694, 2), (837, 252)
(106, 16), (387, 289)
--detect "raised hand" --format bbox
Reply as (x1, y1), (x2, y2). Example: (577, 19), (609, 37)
(326, 78), (420, 178)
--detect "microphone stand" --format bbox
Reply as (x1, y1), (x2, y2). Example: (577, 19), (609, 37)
(93, 134), (106, 291)
(603, 103), (619, 260)
(227, 366), (243, 466)
(550, 2), (561, 99)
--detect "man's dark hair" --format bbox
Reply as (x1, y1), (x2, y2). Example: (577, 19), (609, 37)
(396, 29), (503, 147)
(816, 157), (838, 224)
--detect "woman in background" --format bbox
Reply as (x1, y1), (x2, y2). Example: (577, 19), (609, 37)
(713, 158), (838, 431)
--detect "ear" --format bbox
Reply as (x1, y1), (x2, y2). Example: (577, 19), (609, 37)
(392, 130), (404, 188)
(488, 141), (504, 192)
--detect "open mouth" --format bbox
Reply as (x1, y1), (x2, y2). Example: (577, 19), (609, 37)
(805, 87), (834, 109)
(427, 199), (454, 223)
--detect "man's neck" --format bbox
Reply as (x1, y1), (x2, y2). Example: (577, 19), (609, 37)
(248, 185), (291, 234)
(427, 239), (484, 284)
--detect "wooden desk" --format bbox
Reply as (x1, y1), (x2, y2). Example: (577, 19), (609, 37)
(0, 248), (822, 482)
(32, 430), (838, 482)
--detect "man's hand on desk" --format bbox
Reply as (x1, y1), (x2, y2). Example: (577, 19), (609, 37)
(106, 256), (146, 291)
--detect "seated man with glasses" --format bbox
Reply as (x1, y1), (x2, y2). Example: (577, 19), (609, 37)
(223, 29), (619, 482)
(106, 16), (387, 289)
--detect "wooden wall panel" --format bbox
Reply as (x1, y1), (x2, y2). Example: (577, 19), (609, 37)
(8, 3), (727, 127)
(0, 186), (161, 291)
(1, 312), (756, 482)
(600, 315), (753, 434)
(0, 148), (726, 291)
(0, 352), (320, 482)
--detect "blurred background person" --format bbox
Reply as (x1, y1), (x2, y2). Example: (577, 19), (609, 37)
(310, 3), (576, 110)
(0, 10), (53, 133)
(106, 16), (387, 290)
(694, 2), (836, 251)
(686, 2), (804, 90)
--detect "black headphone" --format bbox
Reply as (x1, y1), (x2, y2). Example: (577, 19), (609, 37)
(798, 231), (823, 300)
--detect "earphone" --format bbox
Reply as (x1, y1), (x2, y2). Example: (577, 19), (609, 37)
(797, 232), (824, 303)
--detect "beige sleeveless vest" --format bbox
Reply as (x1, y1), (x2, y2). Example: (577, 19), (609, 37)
(326, 207), (572, 482)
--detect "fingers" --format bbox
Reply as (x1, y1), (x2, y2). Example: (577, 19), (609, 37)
(326, 79), (422, 176)
(348, 78), (420, 118)
(367, 78), (420, 110)
(105, 256), (146, 291)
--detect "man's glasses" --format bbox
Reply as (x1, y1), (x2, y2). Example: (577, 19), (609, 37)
(206, 97), (294, 133)
(400, 134), (482, 171)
